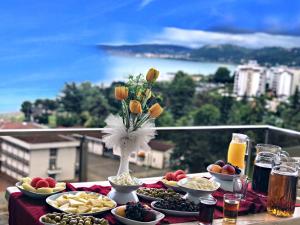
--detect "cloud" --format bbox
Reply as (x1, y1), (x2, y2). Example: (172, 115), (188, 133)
(139, 0), (155, 9)
(148, 27), (300, 48)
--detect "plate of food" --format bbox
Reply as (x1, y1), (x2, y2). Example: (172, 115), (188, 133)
(39, 212), (108, 225)
(136, 187), (182, 202)
(46, 191), (117, 215)
(177, 177), (220, 203)
(111, 202), (165, 225)
(207, 160), (241, 181)
(161, 170), (187, 192)
(151, 199), (199, 216)
(16, 177), (66, 199)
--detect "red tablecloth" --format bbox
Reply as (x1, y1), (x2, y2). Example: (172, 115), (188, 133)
(8, 181), (294, 225)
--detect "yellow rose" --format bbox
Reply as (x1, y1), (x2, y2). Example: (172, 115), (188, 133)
(129, 100), (142, 114)
(146, 68), (159, 82)
(115, 86), (128, 100)
(149, 103), (163, 118)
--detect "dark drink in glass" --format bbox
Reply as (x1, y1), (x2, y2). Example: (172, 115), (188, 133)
(198, 197), (217, 225)
(223, 194), (241, 223)
(252, 163), (272, 195)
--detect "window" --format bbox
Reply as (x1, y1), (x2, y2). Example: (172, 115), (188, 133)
(49, 148), (58, 170)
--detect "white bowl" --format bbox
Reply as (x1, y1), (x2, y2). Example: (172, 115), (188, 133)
(16, 182), (65, 199)
(108, 176), (142, 193)
(111, 206), (165, 225)
(177, 177), (220, 203)
(207, 165), (240, 181)
(150, 201), (198, 216)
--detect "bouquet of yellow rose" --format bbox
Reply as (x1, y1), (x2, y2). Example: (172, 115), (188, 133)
(102, 68), (163, 176)
(114, 68), (163, 131)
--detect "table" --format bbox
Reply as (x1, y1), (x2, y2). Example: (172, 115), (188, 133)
(5, 173), (300, 225)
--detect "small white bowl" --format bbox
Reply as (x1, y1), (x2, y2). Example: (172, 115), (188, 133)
(177, 177), (220, 203)
(207, 165), (240, 181)
(107, 176), (143, 204)
(16, 182), (65, 199)
(108, 176), (142, 192)
(111, 206), (165, 225)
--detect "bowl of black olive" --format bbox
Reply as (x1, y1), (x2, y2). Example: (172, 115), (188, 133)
(39, 212), (108, 225)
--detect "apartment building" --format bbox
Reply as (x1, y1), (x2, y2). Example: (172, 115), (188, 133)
(233, 61), (266, 97)
(0, 122), (80, 181)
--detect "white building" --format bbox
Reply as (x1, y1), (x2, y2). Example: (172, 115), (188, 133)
(82, 133), (173, 169)
(0, 122), (80, 181)
(233, 61), (266, 97)
(269, 66), (293, 98)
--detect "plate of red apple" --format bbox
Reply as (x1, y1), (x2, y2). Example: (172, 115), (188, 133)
(161, 170), (187, 192)
(16, 176), (66, 199)
(207, 160), (241, 181)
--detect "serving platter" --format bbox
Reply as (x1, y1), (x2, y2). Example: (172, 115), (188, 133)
(161, 179), (184, 193)
(111, 206), (165, 225)
(16, 182), (65, 199)
(46, 191), (116, 216)
(150, 201), (198, 217)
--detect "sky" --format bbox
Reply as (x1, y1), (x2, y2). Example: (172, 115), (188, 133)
(0, 0), (299, 112)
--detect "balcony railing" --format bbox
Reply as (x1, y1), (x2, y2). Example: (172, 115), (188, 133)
(0, 125), (299, 183)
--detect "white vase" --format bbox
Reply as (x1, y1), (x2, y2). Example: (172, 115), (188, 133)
(117, 148), (132, 176)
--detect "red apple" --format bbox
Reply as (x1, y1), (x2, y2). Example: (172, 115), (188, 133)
(45, 177), (56, 188)
(36, 179), (49, 188)
(165, 172), (175, 181)
(176, 174), (187, 181)
(174, 170), (185, 177)
(30, 177), (43, 188)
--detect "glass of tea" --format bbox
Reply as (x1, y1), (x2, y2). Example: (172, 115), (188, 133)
(223, 193), (242, 223)
(267, 157), (299, 217)
(198, 196), (217, 225)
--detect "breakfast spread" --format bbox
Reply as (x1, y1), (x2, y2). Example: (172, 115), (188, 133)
(162, 170), (187, 186)
(18, 177), (65, 194)
(40, 212), (108, 225)
(47, 192), (116, 214)
(179, 177), (219, 191)
(209, 160), (241, 175)
(110, 172), (140, 186)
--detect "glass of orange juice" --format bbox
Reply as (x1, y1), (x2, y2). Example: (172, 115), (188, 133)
(227, 133), (248, 173)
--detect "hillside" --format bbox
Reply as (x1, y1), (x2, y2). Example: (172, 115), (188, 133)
(98, 44), (300, 66)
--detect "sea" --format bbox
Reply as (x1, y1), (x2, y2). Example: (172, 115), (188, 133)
(0, 53), (236, 113)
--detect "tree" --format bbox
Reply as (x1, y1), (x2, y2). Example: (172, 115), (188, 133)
(168, 71), (196, 120)
(21, 101), (32, 122)
(213, 67), (232, 83)
(59, 82), (83, 114)
(156, 110), (174, 127)
(193, 104), (221, 125)
(291, 86), (300, 110)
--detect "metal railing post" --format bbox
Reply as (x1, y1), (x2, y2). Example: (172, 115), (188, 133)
(264, 128), (269, 144)
(79, 136), (88, 182)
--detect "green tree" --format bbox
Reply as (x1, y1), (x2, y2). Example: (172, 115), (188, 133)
(21, 101), (32, 122)
(156, 110), (174, 127)
(193, 104), (221, 125)
(168, 71), (196, 120)
(59, 82), (83, 114)
(213, 67), (232, 83)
